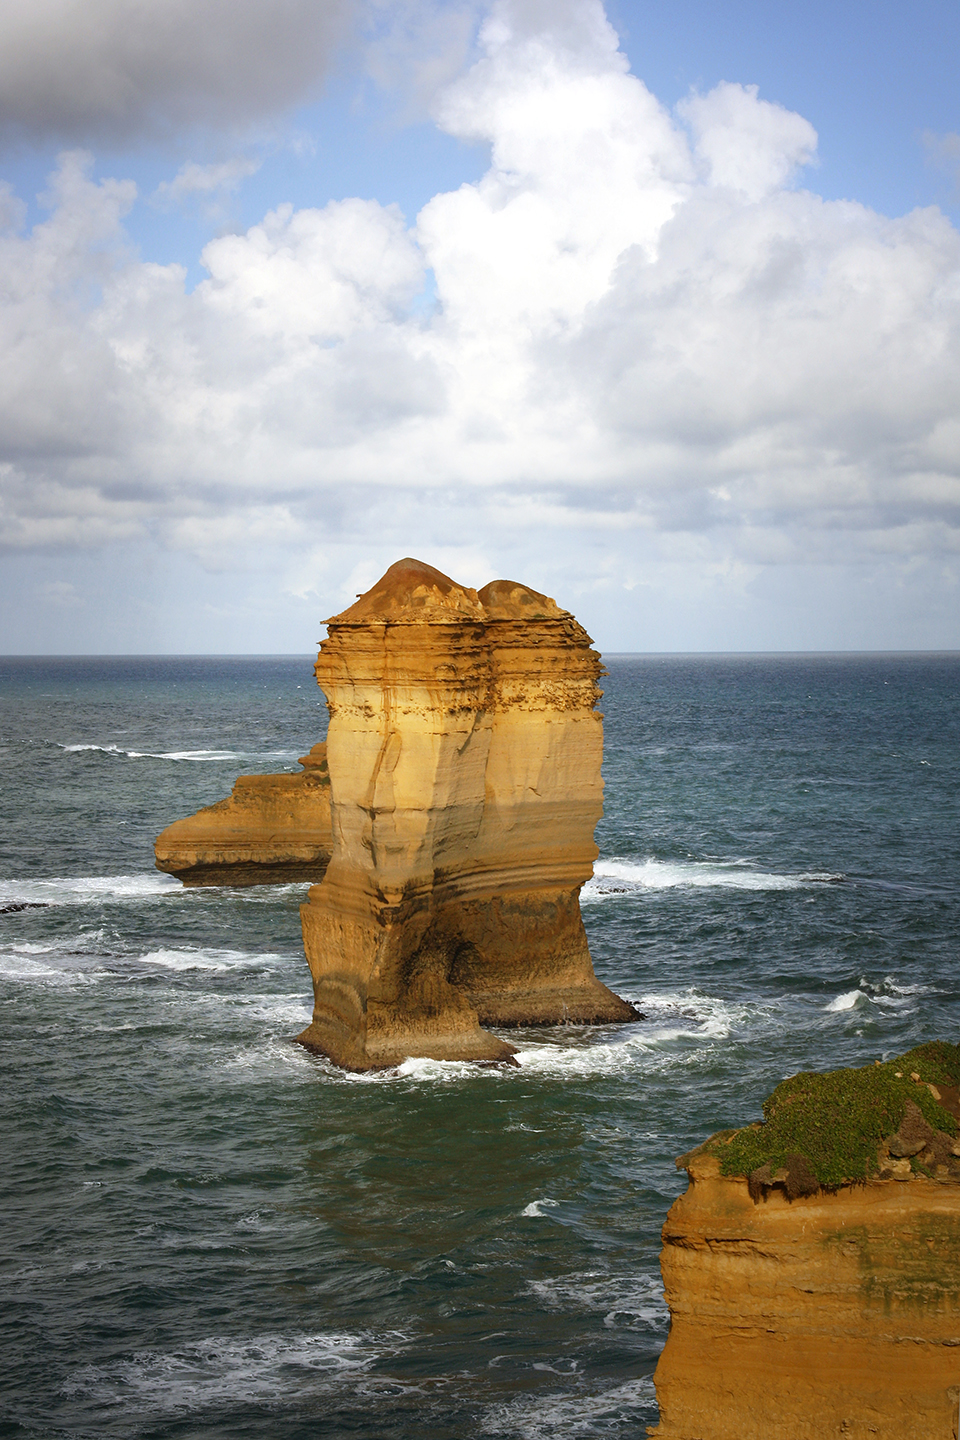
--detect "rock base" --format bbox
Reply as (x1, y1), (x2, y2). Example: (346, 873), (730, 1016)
(295, 881), (635, 1070)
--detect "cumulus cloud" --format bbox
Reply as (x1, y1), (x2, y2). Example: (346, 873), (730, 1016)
(0, 0), (352, 145)
(0, 0), (958, 646)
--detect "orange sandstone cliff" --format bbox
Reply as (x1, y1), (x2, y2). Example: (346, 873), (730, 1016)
(155, 743), (332, 886)
(294, 558), (637, 1070)
(651, 1043), (960, 1440)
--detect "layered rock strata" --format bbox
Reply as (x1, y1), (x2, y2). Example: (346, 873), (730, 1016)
(155, 743), (333, 886)
(651, 1043), (960, 1440)
(295, 557), (636, 1070)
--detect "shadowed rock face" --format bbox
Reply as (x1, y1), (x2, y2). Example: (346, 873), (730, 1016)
(295, 557), (637, 1070)
(154, 743), (332, 886)
(651, 1047), (960, 1440)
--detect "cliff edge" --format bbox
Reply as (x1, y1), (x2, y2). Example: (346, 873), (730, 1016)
(651, 1041), (960, 1439)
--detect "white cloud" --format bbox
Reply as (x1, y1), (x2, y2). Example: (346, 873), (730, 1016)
(153, 157), (262, 209)
(0, 0), (352, 145)
(679, 81), (817, 200)
(0, 0), (958, 648)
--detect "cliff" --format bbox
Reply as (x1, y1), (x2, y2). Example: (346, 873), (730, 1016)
(154, 742), (333, 886)
(651, 1042), (960, 1439)
(295, 557), (637, 1070)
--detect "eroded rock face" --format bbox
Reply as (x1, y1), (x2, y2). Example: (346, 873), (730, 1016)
(295, 557), (636, 1070)
(155, 743), (333, 886)
(652, 1103), (960, 1437)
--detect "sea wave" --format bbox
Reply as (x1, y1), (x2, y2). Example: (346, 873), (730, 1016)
(521, 1198), (560, 1218)
(327, 989), (762, 1087)
(62, 1331), (394, 1412)
(0, 873), (181, 907)
(823, 976), (924, 1013)
(525, 1271), (668, 1332)
(582, 857), (844, 900)
(136, 946), (272, 973)
(57, 744), (300, 762)
(482, 1376), (656, 1438)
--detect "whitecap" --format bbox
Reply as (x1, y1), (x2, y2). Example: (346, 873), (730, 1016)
(824, 989), (871, 1012)
(582, 857), (844, 901)
(482, 1376), (656, 1438)
(58, 743), (242, 761)
(305, 989), (759, 1088)
(521, 1198), (559, 1218)
(136, 947), (265, 972)
(57, 743), (303, 763)
(0, 873), (182, 907)
(0, 952), (63, 981)
(0, 957), (102, 986)
(525, 1272), (667, 1333)
(62, 1331), (395, 1411)
(394, 1055), (492, 1081)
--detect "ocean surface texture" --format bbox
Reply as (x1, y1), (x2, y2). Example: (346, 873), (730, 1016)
(1, 653), (958, 1439)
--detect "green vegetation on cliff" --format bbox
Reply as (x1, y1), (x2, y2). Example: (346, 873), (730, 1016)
(710, 1041), (960, 1190)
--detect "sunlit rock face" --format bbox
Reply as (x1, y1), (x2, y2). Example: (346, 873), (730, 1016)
(651, 1150), (960, 1440)
(295, 557), (636, 1071)
(154, 743), (332, 886)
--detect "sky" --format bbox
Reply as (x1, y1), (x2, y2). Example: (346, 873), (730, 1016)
(1, 0), (959, 654)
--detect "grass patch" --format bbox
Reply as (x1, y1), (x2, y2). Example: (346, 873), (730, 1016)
(711, 1042), (960, 1190)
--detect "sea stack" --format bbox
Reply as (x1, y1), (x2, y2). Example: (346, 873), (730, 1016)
(155, 743), (333, 886)
(650, 1042), (960, 1439)
(295, 558), (636, 1070)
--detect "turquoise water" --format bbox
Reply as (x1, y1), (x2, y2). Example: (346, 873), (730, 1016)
(1, 654), (958, 1438)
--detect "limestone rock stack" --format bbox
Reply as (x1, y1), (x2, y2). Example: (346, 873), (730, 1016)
(155, 743), (333, 886)
(651, 1046), (960, 1440)
(295, 558), (636, 1070)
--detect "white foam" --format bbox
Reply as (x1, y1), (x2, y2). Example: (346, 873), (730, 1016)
(58, 744), (301, 762)
(0, 952), (63, 980)
(63, 1331), (392, 1411)
(309, 989), (758, 1087)
(526, 1272), (668, 1332)
(0, 873), (182, 907)
(136, 947), (265, 972)
(483, 1377), (656, 1438)
(59, 744), (242, 761)
(583, 857), (844, 901)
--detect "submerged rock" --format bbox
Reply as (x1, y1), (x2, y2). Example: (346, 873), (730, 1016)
(154, 743), (332, 886)
(650, 1041), (960, 1439)
(295, 557), (637, 1070)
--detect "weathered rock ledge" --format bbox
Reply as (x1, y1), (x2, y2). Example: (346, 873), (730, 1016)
(651, 1042), (960, 1439)
(155, 743), (332, 886)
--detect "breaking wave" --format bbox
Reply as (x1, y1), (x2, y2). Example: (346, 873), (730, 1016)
(57, 744), (300, 762)
(0, 873), (181, 907)
(62, 1331), (396, 1413)
(583, 857), (844, 900)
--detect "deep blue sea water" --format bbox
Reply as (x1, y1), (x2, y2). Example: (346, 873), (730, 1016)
(0, 653), (958, 1439)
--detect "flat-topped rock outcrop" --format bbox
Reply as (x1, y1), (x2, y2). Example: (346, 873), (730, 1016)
(295, 557), (637, 1070)
(651, 1042), (960, 1439)
(155, 743), (332, 886)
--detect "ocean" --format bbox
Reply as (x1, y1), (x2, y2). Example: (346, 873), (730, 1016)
(1, 653), (957, 1439)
